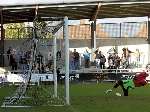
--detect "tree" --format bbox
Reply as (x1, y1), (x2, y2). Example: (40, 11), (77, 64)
(33, 18), (53, 39)
(4, 23), (26, 39)
(4, 19), (55, 40)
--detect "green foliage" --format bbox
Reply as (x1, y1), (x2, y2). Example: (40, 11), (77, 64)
(4, 23), (26, 39)
(4, 20), (54, 40)
(33, 18), (53, 39)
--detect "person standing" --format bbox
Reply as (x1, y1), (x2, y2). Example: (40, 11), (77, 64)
(48, 51), (53, 69)
(10, 49), (18, 71)
(7, 46), (12, 66)
(94, 50), (100, 68)
(99, 51), (106, 69)
(69, 51), (75, 70)
(73, 49), (80, 70)
(83, 49), (90, 68)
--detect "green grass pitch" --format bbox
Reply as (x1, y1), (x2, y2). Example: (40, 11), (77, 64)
(0, 82), (150, 112)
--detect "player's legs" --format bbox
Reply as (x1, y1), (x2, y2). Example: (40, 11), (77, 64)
(113, 80), (129, 96)
(105, 80), (122, 94)
(123, 87), (128, 96)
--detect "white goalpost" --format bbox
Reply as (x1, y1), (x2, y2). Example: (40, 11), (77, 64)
(1, 16), (70, 107)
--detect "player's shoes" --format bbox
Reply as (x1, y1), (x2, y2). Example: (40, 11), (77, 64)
(105, 89), (112, 94)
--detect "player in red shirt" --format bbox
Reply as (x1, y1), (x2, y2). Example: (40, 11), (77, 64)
(133, 72), (149, 87)
(106, 72), (149, 96)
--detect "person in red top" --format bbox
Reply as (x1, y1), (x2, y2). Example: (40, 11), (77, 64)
(133, 72), (149, 87)
(106, 71), (149, 96)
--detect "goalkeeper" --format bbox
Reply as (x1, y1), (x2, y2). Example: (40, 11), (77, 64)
(106, 72), (149, 96)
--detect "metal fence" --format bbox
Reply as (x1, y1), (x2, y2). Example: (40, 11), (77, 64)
(98, 22), (148, 38)
(4, 21), (148, 39)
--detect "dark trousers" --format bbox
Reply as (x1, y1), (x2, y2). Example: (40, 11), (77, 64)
(85, 59), (90, 68)
(100, 62), (105, 69)
(11, 62), (17, 70)
(114, 80), (129, 96)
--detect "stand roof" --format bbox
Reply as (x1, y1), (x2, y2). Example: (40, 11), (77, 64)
(1, 0), (150, 23)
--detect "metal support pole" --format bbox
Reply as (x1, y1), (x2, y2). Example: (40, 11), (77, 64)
(93, 21), (96, 50)
(91, 20), (96, 62)
(147, 17), (150, 64)
(0, 9), (4, 67)
(53, 34), (57, 97)
(64, 16), (70, 105)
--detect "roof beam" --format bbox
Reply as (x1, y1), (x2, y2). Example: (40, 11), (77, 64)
(101, 5), (150, 15)
(90, 2), (102, 21)
(100, 10), (142, 17)
(97, 13), (119, 18)
(39, 9), (90, 19)
(4, 12), (34, 19)
(40, 8), (94, 16)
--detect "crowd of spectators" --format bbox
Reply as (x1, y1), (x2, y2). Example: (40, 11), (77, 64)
(6, 46), (133, 72)
(69, 48), (132, 70)
(6, 46), (51, 73)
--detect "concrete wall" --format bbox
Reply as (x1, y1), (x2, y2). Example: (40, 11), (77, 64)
(69, 37), (148, 48)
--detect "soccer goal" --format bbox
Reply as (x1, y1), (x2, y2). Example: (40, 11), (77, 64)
(1, 16), (70, 107)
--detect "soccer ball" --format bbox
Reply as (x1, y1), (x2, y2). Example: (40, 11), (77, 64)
(115, 92), (121, 96)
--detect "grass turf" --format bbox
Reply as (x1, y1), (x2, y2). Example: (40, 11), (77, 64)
(0, 83), (150, 112)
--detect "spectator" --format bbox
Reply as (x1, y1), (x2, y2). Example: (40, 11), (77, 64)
(83, 49), (90, 68)
(20, 52), (27, 71)
(108, 53), (112, 69)
(57, 50), (61, 60)
(69, 51), (75, 70)
(48, 51), (53, 69)
(36, 52), (43, 65)
(73, 49), (80, 70)
(108, 53), (115, 69)
(114, 53), (121, 69)
(17, 48), (23, 69)
(41, 63), (45, 73)
(94, 49), (100, 68)
(7, 46), (12, 66)
(99, 51), (106, 69)
(10, 49), (18, 71)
